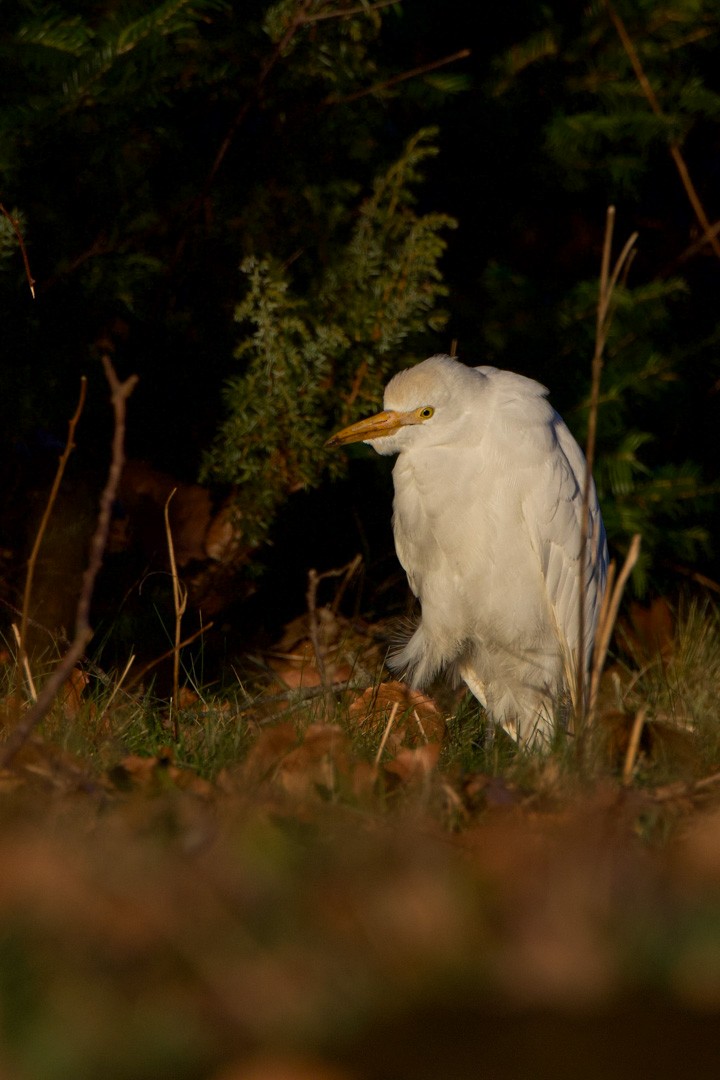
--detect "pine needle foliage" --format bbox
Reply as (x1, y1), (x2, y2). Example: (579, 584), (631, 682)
(477, 0), (720, 592)
(492, 0), (720, 194)
(482, 261), (718, 593)
(0, 0), (466, 565)
(0, 209), (22, 274)
(201, 129), (455, 551)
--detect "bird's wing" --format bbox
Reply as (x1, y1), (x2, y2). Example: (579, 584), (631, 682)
(522, 410), (607, 683)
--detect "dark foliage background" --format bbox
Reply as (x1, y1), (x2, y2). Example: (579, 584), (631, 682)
(1, 0), (719, 665)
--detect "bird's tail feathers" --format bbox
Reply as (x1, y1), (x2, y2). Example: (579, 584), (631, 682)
(387, 621), (448, 689)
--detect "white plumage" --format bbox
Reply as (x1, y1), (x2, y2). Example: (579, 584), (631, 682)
(328, 354), (608, 746)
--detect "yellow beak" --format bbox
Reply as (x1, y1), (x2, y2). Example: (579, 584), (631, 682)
(326, 409), (408, 447)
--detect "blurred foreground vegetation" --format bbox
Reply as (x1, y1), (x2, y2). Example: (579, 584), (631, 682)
(1, 596), (720, 1078)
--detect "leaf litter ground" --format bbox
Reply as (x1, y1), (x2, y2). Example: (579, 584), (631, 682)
(2, 598), (720, 1079)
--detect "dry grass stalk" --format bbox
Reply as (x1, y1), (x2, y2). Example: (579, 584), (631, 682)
(96, 652), (136, 727)
(577, 206), (638, 722)
(164, 489), (188, 741)
(374, 700), (400, 769)
(11, 623), (37, 702)
(622, 704), (648, 785)
(587, 533), (642, 729)
(18, 377), (87, 667)
(0, 357), (137, 767)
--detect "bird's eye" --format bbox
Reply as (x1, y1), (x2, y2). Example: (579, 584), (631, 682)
(418, 406), (434, 419)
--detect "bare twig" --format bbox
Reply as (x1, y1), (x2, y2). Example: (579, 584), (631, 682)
(306, 557), (362, 688)
(606, 1), (720, 260)
(0, 202), (36, 298)
(164, 489), (188, 740)
(669, 564), (720, 595)
(18, 377), (87, 663)
(0, 357), (137, 767)
(670, 218), (720, 270)
(653, 768), (720, 803)
(329, 554), (362, 614)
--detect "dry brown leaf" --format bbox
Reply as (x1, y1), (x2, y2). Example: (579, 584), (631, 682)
(266, 608), (358, 690)
(0, 770), (25, 794)
(117, 459), (214, 566)
(238, 723), (355, 801)
(384, 743), (441, 785)
(177, 686), (200, 709)
(620, 597), (675, 667)
(241, 722), (300, 784)
(349, 682), (446, 747)
(60, 666), (90, 720)
(275, 609), (343, 654)
(462, 772), (522, 811)
(267, 653), (323, 690)
(278, 724), (351, 799)
(599, 707), (697, 773)
(5, 739), (101, 794)
(203, 503), (235, 561)
(111, 748), (213, 797)
(0, 694), (24, 735)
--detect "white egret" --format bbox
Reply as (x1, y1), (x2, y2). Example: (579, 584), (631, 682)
(327, 354), (608, 746)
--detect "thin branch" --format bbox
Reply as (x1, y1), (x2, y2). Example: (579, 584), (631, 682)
(666, 216), (720, 272)
(330, 553), (362, 614)
(124, 622), (215, 691)
(172, 0), (314, 269)
(0, 357), (138, 767)
(0, 202), (36, 298)
(174, 8), (465, 268)
(18, 377), (87, 662)
(669, 564), (720, 595)
(302, 0), (398, 22)
(205, 0), (314, 194)
(306, 556), (361, 688)
(606, 1), (720, 260)
(324, 48), (471, 106)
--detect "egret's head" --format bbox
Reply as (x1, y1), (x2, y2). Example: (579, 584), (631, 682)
(326, 355), (483, 456)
